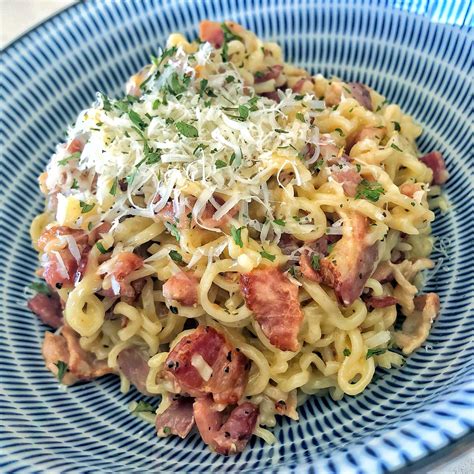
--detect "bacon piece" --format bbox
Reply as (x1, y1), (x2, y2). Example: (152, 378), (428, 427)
(194, 396), (259, 455)
(366, 295), (398, 308)
(400, 182), (423, 198)
(278, 233), (302, 256)
(66, 137), (84, 154)
(61, 325), (113, 379)
(240, 268), (303, 351)
(347, 126), (386, 152)
(42, 332), (77, 385)
(318, 212), (378, 306)
(28, 291), (63, 328)
(88, 222), (112, 245)
(42, 326), (113, 384)
(199, 20), (224, 48)
(163, 326), (249, 405)
(394, 293), (440, 354)
(38, 226), (88, 289)
(331, 166), (362, 197)
(100, 252), (144, 298)
(348, 82), (373, 110)
(299, 253), (322, 283)
(117, 347), (151, 395)
(162, 271), (199, 306)
(261, 90), (281, 102)
(291, 77), (313, 93)
(420, 151), (448, 185)
(254, 65), (283, 83)
(155, 397), (195, 438)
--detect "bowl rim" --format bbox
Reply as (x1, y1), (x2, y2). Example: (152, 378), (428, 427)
(1, 0), (473, 472)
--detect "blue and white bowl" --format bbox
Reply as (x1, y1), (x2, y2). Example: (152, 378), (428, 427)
(1, 1), (473, 472)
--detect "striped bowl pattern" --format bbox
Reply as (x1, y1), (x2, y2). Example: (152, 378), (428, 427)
(1, 1), (473, 472)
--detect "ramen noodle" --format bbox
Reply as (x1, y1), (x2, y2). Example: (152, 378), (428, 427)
(28, 21), (447, 455)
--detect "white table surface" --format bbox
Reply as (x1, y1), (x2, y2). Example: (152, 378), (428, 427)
(1, 1), (472, 472)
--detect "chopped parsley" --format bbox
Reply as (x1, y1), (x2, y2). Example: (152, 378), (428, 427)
(169, 250), (183, 263)
(221, 23), (243, 62)
(152, 99), (161, 110)
(175, 121), (198, 138)
(29, 281), (51, 295)
(193, 143), (208, 155)
(334, 128), (345, 136)
(225, 75), (235, 83)
(128, 110), (146, 130)
(294, 94), (305, 101)
(162, 426), (171, 434)
(366, 348), (387, 359)
(260, 250), (276, 262)
(390, 143), (403, 152)
(71, 178), (79, 190)
(167, 72), (191, 96)
(132, 400), (155, 413)
(274, 128), (288, 134)
(238, 105), (249, 120)
(273, 219), (286, 226)
(165, 222), (180, 242)
(54, 361), (68, 383)
(230, 225), (244, 248)
(355, 179), (385, 202)
(215, 160), (227, 169)
(109, 178), (118, 196)
(311, 254), (320, 271)
(199, 79), (208, 98)
(392, 121), (401, 131)
(327, 243), (336, 254)
(79, 201), (95, 213)
(98, 92), (112, 111)
(313, 159), (324, 172)
(96, 242), (109, 254)
(356, 164), (361, 173)
(296, 112), (305, 122)
(343, 348), (351, 357)
(58, 151), (81, 166)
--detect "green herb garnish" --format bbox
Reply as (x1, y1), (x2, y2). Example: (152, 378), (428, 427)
(58, 151), (81, 166)
(260, 250), (276, 262)
(366, 348), (387, 359)
(343, 348), (351, 357)
(334, 128), (344, 136)
(109, 178), (118, 196)
(165, 222), (180, 242)
(132, 400), (155, 413)
(54, 361), (68, 383)
(169, 250), (183, 263)
(238, 105), (249, 120)
(71, 178), (79, 190)
(96, 242), (109, 254)
(215, 160), (227, 169)
(230, 225), (244, 248)
(390, 143), (403, 152)
(355, 179), (385, 203)
(29, 281), (51, 295)
(79, 201), (95, 213)
(175, 121), (198, 138)
(296, 112), (305, 122)
(273, 219), (286, 226)
(392, 121), (401, 132)
(220, 23), (243, 62)
(311, 254), (320, 271)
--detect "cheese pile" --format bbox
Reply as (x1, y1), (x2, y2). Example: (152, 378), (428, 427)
(45, 42), (325, 240)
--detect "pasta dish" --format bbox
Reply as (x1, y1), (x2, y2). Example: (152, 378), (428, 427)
(28, 21), (448, 455)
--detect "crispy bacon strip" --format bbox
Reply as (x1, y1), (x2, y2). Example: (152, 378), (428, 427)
(254, 65), (283, 83)
(42, 326), (113, 384)
(194, 396), (259, 455)
(100, 252), (144, 298)
(366, 295), (398, 309)
(315, 212), (378, 306)
(163, 326), (249, 405)
(331, 166), (362, 197)
(240, 268), (303, 351)
(199, 20), (225, 48)
(394, 293), (440, 354)
(28, 291), (63, 328)
(38, 226), (88, 289)
(155, 397), (195, 438)
(162, 271), (199, 306)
